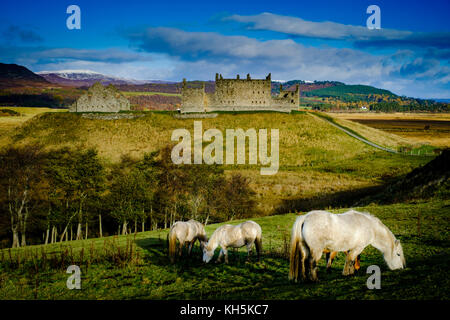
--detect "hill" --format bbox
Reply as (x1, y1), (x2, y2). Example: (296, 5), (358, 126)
(271, 80), (342, 95)
(357, 149), (450, 205)
(1, 111), (431, 215)
(304, 84), (395, 101)
(0, 63), (49, 89)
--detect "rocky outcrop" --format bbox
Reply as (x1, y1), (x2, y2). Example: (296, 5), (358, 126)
(69, 82), (130, 112)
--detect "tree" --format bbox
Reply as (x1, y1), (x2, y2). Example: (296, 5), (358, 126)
(221, 173), (257, 221)
(44, 148), (105, 241)
(107, 154), (157, 234)
(0, 144), (46, 247)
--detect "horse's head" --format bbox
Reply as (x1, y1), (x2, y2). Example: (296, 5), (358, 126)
(202, 244), (214, 263)
(388, 239), (406, 270)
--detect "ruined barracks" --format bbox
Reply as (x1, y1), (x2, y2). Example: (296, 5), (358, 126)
(181, 73), (299, 113)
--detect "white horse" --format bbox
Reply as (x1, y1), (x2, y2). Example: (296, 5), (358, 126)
(203, 221), (262, 264)
(289, 210), (405, 282)
(168, 219), (208, 263)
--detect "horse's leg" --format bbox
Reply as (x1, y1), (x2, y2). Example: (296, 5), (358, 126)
(216, 248), (224, 263)
(342, 257), (353, 275)
(223, 247), (229, 264)
(325, 250), (337, 273)
(354, 254), (361, 272)
(188, 240), (195, 256)
(324, 250), (330, 271)
(246, 242), (253, 262)
(308, 249), (322, 282)
(179, 241), (184, 257)
(343, 249), (362, 276)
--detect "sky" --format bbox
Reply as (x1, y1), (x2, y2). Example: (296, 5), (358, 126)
(0, 0), (449, 98)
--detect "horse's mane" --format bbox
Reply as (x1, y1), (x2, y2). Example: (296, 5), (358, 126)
(346, 209), (396, 240)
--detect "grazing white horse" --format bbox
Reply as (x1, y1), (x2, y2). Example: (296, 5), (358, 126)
(168, 219), (208, 263)
(289, 210), (405, 282)
(203, 221), (262, 264)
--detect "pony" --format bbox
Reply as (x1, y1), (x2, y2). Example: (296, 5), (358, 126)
(168, 219), (208, 263)
(289, 210), (405, 282)
(202, 221), (262, 264)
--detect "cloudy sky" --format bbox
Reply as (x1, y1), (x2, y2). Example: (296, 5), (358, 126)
(1, 0), (449, 98)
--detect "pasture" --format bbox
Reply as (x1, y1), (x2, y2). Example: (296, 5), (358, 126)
(0, 200), (448, 300)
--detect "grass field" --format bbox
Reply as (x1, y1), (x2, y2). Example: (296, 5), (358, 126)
(0, 110), (432, 214)
(330, 112), (450, 148)
(0, 106), (66, 138)
(121, 91), (181, 97)
(1, 199), (448, 299)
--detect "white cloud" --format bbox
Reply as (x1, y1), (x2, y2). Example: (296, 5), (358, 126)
(226, 13), (412, 41)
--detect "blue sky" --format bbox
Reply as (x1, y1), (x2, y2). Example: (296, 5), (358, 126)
(1, 0), (449, 98)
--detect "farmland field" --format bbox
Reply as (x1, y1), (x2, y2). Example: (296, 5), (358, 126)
(1, 200), (448, 299)
(330, 112), (450, 148)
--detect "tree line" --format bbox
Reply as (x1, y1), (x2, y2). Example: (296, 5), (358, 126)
(0, 144), (257, 248)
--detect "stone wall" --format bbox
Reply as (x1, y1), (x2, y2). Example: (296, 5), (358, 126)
(70, 82), (130, 113)
(181, 79), (206, 113)
(181, 73), (299, 113)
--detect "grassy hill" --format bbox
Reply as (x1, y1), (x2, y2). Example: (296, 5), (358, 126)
(0, 111), (431, 214)
(304, 84), (395, 101)
(0, 63), (49, 89)
(1, 200), (448, 299)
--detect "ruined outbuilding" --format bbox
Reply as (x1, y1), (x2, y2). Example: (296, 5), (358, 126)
(69, 82), (130, 113)
(181, 73), (299, 113)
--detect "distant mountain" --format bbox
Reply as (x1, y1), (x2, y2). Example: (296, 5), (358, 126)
(0, 63), (50, 88)
(37, 70), (173, 87)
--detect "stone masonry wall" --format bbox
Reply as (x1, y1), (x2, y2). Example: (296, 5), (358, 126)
(70, 82), (130, 113)
(181, 73), (299, 113)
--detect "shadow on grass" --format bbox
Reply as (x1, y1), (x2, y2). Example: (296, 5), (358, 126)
(274, 184), (384, 214)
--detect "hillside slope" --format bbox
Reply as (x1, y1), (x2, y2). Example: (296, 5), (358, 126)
(358, 149), (450, 205)
(0, 63), (49, 88)
(1, 111), (431, 214)
(4, 112), (413, 164)
(305, 84), (395, 98)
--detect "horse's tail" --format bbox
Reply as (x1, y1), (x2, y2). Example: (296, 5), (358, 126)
(168, 227), (177, 263)
(289, 214), (308, 282)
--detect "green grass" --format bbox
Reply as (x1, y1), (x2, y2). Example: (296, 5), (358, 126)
(1, 199), (449, 300)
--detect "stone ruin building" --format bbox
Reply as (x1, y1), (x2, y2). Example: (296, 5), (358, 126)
(69, 82), (130, 113)
(181, 73), (299, 113)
